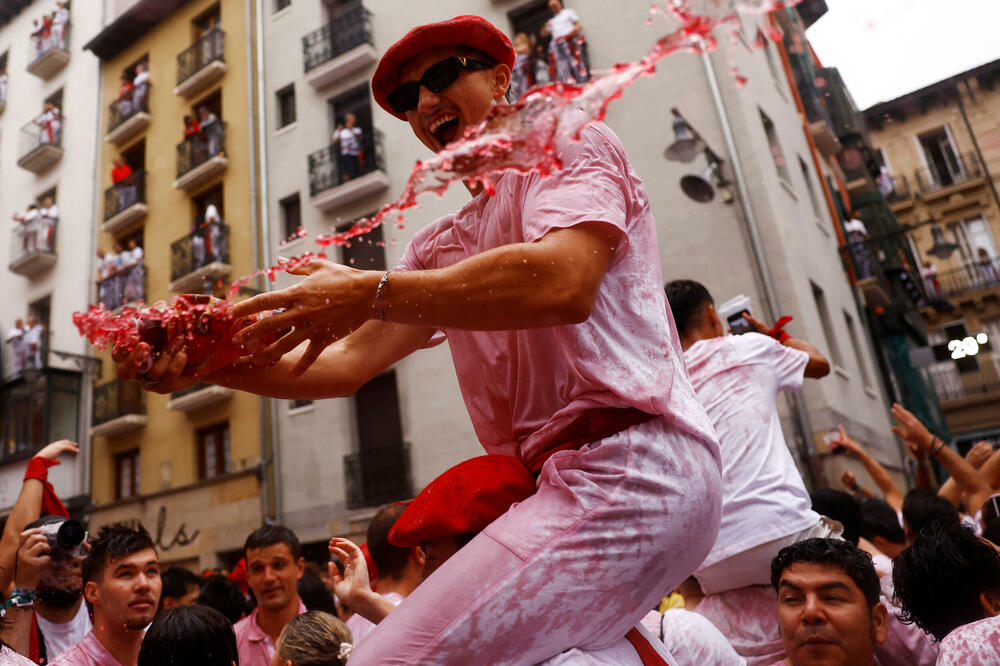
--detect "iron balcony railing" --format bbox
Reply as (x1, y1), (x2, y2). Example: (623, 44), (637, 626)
(1, 367), (80, 460)
(29, 20), (70, 64)
(308, 127), (384, 197)
(19, 111), (63, 160)
(103, 170), (147, 221)
(108, 83), (150, 133)
(97, 263), (146, 310)
(914, 151), (984, 194)
(931, 362), (1000, 403)
(92, 378), (144, 426)
(176, 121), (226, 178)
(931, 256), (1000, 299)
(881, 174), (910, 204)
(171, 222), (230, 281)
(177, 27), (225, 86)
(343, 443), (413, 510)
(302, 6), (374, 73)
(9, 215), (57, 266)
(817, 67), (866, 139)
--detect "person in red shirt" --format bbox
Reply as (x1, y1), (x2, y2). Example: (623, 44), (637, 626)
(111, 157), (136, 213)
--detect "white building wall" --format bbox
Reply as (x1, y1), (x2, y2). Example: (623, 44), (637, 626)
(0, 1), (104, 508)
(260, 0), (902, 535)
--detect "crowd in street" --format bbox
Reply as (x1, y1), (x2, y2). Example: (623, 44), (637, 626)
(5, 6), (1000, 666)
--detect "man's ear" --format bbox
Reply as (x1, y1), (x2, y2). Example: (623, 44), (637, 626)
(296, 556), (305, 580)
(411, 545), (426, 568)
(491, 65), (511, 102)
(705, 304), (722, 332)
(872, 602), (889, 644)
(980, 589), (1000, 617)
(84, 581), (99, 608)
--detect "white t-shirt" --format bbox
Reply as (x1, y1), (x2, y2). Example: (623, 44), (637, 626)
(39, 204), (58, 222)
(23, 324), (43, 350)
(547, 8), (580, 40)
(684, 333), (819, 568)
(344, 591), (404, 647)
(6, 327), (24, 354)
(641, 609), (745, 665)
(36, 602), (93, 660)
(133, 70), (150, 87)
(334, 126), (362, 156)
(0, 646), (34, 665)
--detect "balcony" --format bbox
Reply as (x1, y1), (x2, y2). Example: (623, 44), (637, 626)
(102, 171), (148, 234)
(91, 378), (146, 437)
(97, 263), (146, 311)
(167, 381), (233, 412)
(914, 151), (984, 197)
(174, 122), (228, 191)
(881, 174), (911, 206)
(302, 6), (377, 90)
(1, 362), (81, 460)
(174, 28), (225, 98)
(17, 114), (63, 173)
(308, 128), (389, 212)
(169, 223), (231, 293)
(932, 256), (1000, 300)
(9, 216), (57, 277)
(26, 22), (70, 80)
(817, 67), (867, 140)
(344, 443), (413, 510)
(105, 86), (151, 145)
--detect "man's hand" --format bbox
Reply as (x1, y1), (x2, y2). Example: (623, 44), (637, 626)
(15, 528), (50, 591)
(840, 470), (859, 491)
(112, 334), (195, 395)
(743, 314), (772, 335)
(966, 441), (994, 470)
(890, 402), (935, 455)
(328, 537), (373, 609)
(35, 439), (78, 461)
(830, 425), (863, 457)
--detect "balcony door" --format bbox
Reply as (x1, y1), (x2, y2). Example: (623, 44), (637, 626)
(323, 0), (361, 20)
(949, 216), (998, 264)
(918, 126), (963, 188)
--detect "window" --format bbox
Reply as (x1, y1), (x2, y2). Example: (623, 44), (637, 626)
(917, 126), (963, 188)
(843, 311), (872, 388)
(338, 216), (385, 270)
(354, 371), (404, 453)
(197, 422), (230, 479)
(277, 84), (296, 128)
(280, 193), (301, 241)
(759, 29), (781, 84)
(760, 109), (790, 183)
(798, 156), (821, 218)
(275, 0), (291, 11)
(116, 450), (140, 499)
(948, 216), (998, 264)
(811, 282), (843, 369)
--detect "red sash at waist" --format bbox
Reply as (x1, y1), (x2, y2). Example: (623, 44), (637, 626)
(524, 406), (655, 475)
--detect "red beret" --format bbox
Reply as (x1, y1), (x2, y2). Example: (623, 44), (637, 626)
(389, 455), (536, 547)
(372, 15), (516, 121)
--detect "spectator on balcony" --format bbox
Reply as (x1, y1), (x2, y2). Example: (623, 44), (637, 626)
(23, 316), (43, 370)
(183, 114), (200, 141)
(191, 213), (207, 269)
(112, 156), (137, 211)
(509, 32), (535, 102)
(197, 16), (220, 69)
(12, 203), (39, 253)
(844, 217), (873, 280)
(121, 239), (145, 304)
(116, 73), (134, 118)
(37, 101), (61, 146)
(920, 261), (941, 298)
(877, 166), (893, 198)
(977, 247), (999, 287)
(5, 319), (26, 377)
(52, 2), (69, 51)
(198, 106), (222, 158)
(38, 195), (57, 252)
(540, 0), (590, 84)
(332, 112), (363, 183)
(96, 248), (116, 309)
(31, 15), (52, 59)
(204, 204), (226, 264)
(132, 61), (150, 112)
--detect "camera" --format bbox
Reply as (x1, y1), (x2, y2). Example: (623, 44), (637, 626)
(38, 519), (88, 561)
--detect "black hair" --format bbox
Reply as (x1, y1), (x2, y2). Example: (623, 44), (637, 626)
(158, 567), (204, 611)
(138, 605), (237, 666)
(664, 280), (714, 335)
(367, 504), (409, 580)
(860, 497), (906, 545)
(197, 574), (248, 624)
(82, 521), (156, 586)
(243, 524), (301, 561)
(892, 521), (1000, 641)
(810, 489), (862, 546)
(298, 570), (337, 616)
(983, 517), (1000, 549)
(770, 537), (881, 609)
(901, 488), (960, 537)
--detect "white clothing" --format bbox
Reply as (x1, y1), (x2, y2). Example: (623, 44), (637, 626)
(641, 608), (746, 666)
(53, 8), (69, 25)
(39, 204), (58, 223)
(18, 208), (39, 224)
(133, 70), (150, 87)
(844, 218), (868, 236)
(204, 204), (221, 223)
(547, 8), (581, 40)
(23, 324), (43, 368)
(0, 646), (34, 665)
(344, 591), (404, 647)
(936, 616), (1000, 666)
(6, 326), (26, 375)
(334, 126), (363, 155)
(99, 253), (117, 279)
(37, 602), (93, 660)
(685, 333), (819, 571)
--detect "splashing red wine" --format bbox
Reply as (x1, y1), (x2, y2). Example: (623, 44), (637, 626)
(75, 0), (798, 365)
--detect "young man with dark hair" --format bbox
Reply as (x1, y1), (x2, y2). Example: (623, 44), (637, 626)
(892, 521), (1000, 657)
(770, 538), (887, 666)
(198, 573), (248, 624)
(51, 522), (160, 666)
(859, 498), (906, 560)
(157, 566), (203, 612)
(234, 525), (305, 665)
(901, 488), (960, 541)
(138, 605), (237, 666)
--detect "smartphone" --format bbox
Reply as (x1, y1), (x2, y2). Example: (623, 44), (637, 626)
(718, 294), (754, 335)
(727, 311), (754, 335)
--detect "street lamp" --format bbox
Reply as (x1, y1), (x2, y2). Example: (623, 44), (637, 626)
(665, 107), (734, 204)
(926, 223), (960, 260)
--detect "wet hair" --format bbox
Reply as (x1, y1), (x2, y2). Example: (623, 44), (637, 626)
(138, 605), (237, 666)
(860, 497), (906, 545)
(810, 489), (862, 546)
(770, 538), (880, 610)
(983, 517), (1000, 549)
(664, 280), (714, 335)
(276, 611), (353, 666)
(243, 524), (301, 561)
(367, 504), (410, 580)
(82, 521), (156, 586)
(901, 488), (959, 537)
(158, 566), (203, 610)
(197, 574), (248, 624)
(298, 570), (337, 616)
(892, 521), (1000, 641)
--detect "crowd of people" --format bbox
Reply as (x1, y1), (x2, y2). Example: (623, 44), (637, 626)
(29, 1), (70, 62)
(114, 62), (150, 121)
(3, 317), (44, 377)
(96, 239), (144, 310)
(181, 106), (224, 166)
(11, 197), (58, 257)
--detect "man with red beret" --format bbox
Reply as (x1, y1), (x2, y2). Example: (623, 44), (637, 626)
(117, 14), (722, 664)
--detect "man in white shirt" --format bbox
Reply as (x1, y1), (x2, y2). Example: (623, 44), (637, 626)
(37, 103), (61, 146)
(332, 113), (364, 182)
(121, 239), (144, 304)
(666, 280), (833, 661)
(540, 0), (590, 83)
(5, 319), (26, 377)
(38, 196), (58, 253)
(23, 317), (43, 370)
(52, 2), (69, 50)
(132, 62), (150, 111)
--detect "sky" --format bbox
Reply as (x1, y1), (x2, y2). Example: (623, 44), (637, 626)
(806, 0), (1000, 110)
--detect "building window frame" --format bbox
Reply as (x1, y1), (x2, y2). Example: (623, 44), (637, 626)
(197, 421), (230, 480)
(115, 449), (140, 500)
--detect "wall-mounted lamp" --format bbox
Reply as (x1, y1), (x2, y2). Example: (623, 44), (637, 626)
(665, 107), (734, 204)
(926, 223), (959, 260)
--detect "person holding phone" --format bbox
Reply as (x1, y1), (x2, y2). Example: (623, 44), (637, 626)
(666, 279), (831, 664)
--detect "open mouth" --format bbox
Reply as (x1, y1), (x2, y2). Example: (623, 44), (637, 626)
(428, 113), (460, 146)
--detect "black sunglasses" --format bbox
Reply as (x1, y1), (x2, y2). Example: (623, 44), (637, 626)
(387, 56), (495, 114)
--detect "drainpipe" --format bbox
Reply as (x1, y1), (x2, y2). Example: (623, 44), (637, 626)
(247, 0), (282, 523)
(699, 44), (818, 489)
(953, 78), (1000, 216)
